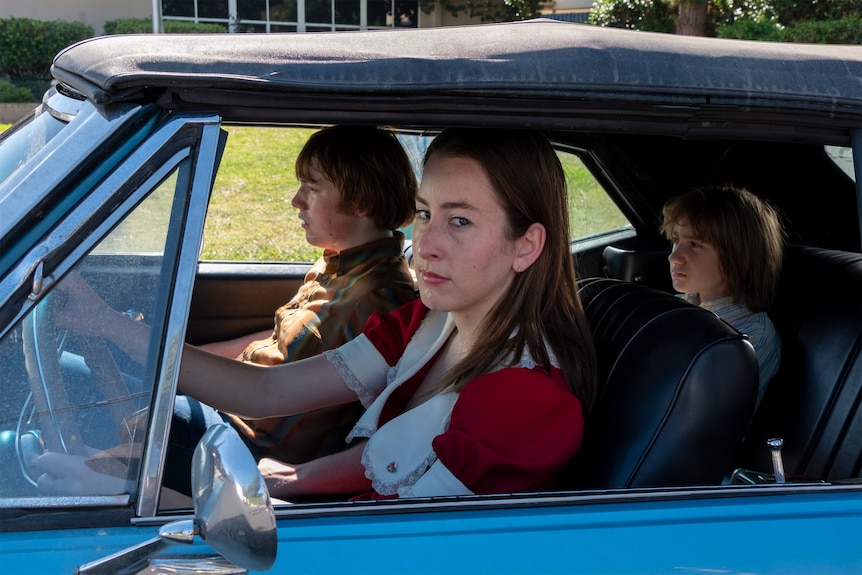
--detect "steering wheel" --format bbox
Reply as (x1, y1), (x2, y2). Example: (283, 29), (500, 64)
(19, 291), (134, 486)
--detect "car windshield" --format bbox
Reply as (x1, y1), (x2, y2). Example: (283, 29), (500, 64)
(0, 107), (68, 189)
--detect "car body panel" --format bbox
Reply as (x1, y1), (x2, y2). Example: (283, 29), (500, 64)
(4, 488), (860, 574)
(264, 489), (862, 574)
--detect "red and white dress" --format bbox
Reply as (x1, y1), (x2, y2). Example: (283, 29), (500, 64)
(323, 299), (584, 499)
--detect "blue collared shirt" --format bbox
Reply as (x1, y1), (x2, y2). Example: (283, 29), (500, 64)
(681, 294), (781, 408)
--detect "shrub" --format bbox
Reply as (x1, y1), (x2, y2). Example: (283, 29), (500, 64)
(0, 18), (93, 79)
(0, 79), (36, 103)
(164, 20), (228, 33)
(717, 17), (785, 41)
(718, 15), (862, 43)
(104, 18), (227, 34)
(769, 0), (862, 26)
(589, 0), (676, 33)
(782, 16), (862, 44)
(10, 76), (52, 102)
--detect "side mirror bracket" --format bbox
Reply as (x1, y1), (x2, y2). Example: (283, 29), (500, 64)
(77, 423), (277, 574)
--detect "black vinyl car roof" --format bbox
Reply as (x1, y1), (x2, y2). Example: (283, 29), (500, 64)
(51, 19), (862, 127)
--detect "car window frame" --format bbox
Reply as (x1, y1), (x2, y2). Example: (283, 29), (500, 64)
(0, 113), (224, 519)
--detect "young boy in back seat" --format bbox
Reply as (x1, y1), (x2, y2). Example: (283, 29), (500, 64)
(661, 185), (785, 407)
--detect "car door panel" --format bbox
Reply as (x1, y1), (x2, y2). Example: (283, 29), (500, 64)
(186, 262), (312, 346)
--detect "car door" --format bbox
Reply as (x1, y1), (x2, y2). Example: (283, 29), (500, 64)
(0, 95), (227, 572)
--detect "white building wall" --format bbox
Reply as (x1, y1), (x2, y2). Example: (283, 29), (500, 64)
(547, 0), (593, 9)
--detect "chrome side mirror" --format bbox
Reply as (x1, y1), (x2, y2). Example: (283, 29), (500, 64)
(78, 423), (277, 574)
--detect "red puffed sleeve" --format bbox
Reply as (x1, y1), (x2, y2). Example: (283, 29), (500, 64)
(432, 368), (583, 494)
(362, 298), (428, 366)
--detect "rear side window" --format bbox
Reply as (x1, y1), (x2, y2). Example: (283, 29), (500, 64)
(557, 150), (632, 241)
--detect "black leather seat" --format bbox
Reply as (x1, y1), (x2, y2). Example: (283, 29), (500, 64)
(734, 246), (862, 481)
(561, 278), (759, 489)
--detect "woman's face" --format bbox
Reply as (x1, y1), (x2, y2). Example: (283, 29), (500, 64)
(668, 221), (727, 302)
(412, 154), (523, 326)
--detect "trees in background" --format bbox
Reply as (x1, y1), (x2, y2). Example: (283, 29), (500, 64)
(0, 17), (229, 103)
(589, 0), (862, 42)
(0, 18), (93, 102)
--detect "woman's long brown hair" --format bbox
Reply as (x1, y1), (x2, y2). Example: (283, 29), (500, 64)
(426, 128), (598, 414)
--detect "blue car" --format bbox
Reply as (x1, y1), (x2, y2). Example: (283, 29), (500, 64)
(1, 20), (861, 574)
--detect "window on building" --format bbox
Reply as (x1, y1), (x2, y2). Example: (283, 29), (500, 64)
(163, 0), (418, 32)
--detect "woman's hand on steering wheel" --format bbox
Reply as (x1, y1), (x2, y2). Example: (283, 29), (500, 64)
(34, 451), (130, 496)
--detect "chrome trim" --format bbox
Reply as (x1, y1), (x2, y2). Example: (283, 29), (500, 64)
(0, 97), (141, 236)
(42, 87), (83, 123)
(0, 493), (130, 509)
(129, 482), (862, 525)
(136, 117), (222, 517)
(572, 226), (637, 254)
(28, 261), (45, 301)
(852, 129), (862, 245)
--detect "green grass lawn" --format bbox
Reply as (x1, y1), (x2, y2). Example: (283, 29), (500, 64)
(203, 126), (320, 262)
(2, 123), (630, 262)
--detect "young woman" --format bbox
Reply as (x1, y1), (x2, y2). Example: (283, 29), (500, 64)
(177, 128), (598, 500)
(661, 185), (785, 406)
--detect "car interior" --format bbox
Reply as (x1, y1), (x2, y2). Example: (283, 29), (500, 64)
(182, 125), (862, 501)
(1, 121), (859, 510)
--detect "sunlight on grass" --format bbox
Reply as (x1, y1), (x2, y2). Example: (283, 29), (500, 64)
(560, 154), (631, 239)
(94, 171), (177, 254)
(202, 126), (320, 262)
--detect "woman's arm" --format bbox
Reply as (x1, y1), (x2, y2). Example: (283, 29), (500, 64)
(57, 271), (367, 419)
(258, 441), (370, 499)
(198, 328), (272, 359)
(53, 271), (151, 364)
(177, 345), (358, 419)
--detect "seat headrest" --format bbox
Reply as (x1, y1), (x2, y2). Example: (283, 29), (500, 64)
(563, 278), (758, 489)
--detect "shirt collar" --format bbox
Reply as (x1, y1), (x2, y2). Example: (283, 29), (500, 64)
(322, 230), (405, 276)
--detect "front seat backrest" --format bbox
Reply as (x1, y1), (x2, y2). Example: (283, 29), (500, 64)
(564, 278), (759, 489)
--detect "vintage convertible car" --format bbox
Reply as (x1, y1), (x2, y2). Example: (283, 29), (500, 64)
(1, 19), (860, 574)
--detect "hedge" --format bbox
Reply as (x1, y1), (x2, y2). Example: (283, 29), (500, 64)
(0, 18), (93, 79)
(0, 79), (36, 103)
(0, 16), (228, 102)
(718, 15), (862, 43)
(104, 18), (227, 34)
(781, 16), (862, 44)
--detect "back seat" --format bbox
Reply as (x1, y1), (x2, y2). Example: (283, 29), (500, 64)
(600, 244), (862, 483)
(734, 245), (862, 481)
